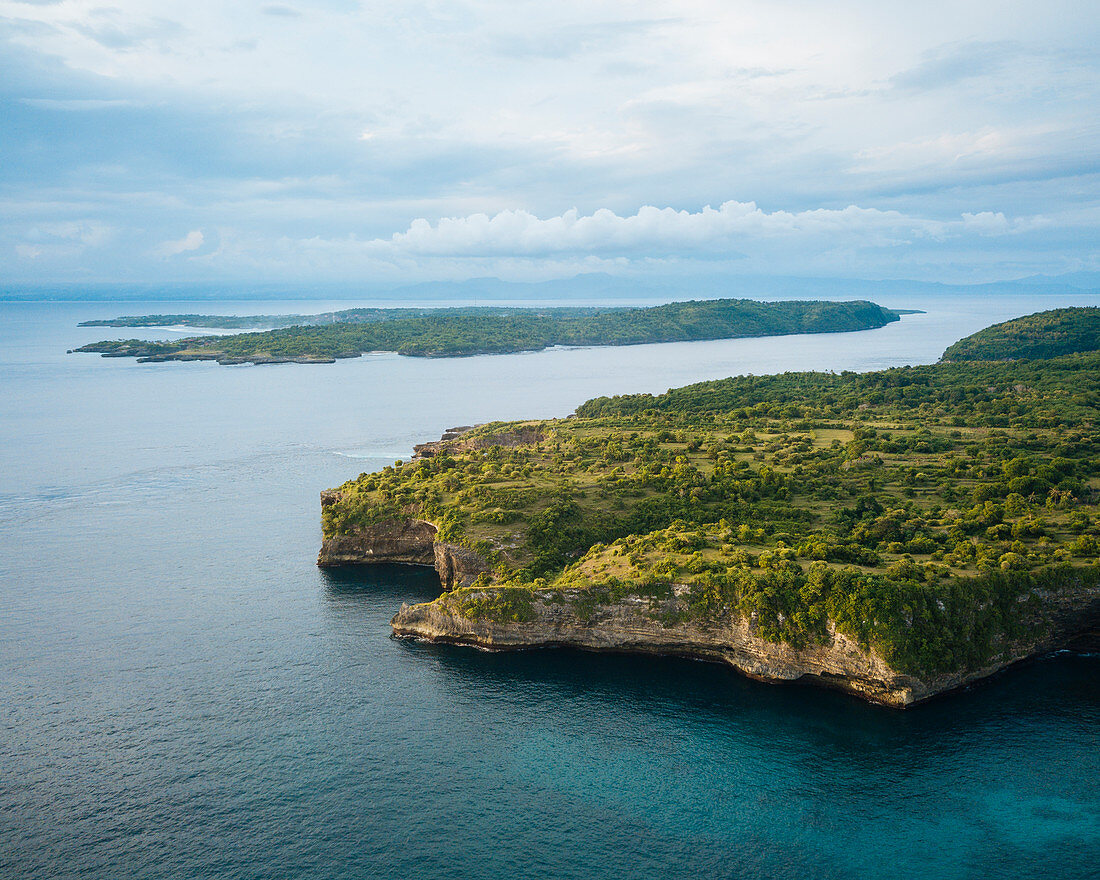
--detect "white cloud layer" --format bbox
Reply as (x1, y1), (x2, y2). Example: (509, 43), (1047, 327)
(155, 229), (204, 257)
(374, 202), (1032, 258)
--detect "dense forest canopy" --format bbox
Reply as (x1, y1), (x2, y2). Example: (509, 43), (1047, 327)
(75, 298), (901, 363)
(322, 315), (1100, 678)
(941, 306), (1100, 362)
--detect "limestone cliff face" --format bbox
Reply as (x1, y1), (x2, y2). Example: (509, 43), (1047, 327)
(391, 583), (1100, 708)
(316, 424), (508, 590)
(317, 517), (438, 567)
(391, 592), (922, 706)
(433, 542), (491, 591)
(317, 498), (488, 590)
(411, 424), (543, 461)
(319, 479), (1100, 706)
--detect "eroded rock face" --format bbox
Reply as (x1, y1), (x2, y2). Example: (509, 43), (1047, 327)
(320, 495), (1100, 706)
(317, 510), (489, 591)
(391, 583), (1100, 707)
(434, 542), (490, 590)
(317, 518), (438, 567)
(412, 424), (544, 460)
(391, 593), (921, 706)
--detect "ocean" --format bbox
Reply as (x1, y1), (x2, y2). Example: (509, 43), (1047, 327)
(1, 290), (1098, 879)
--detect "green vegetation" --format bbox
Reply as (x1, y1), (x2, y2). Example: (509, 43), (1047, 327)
(323, 337), (1100, 677)
(942, 306), (1100, 362)
(75, 298), (901, 363)
(78, 305), (549, 330)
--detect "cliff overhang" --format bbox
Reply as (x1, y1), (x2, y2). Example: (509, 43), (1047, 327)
(389, 585), (1100, 708)
(317, 501), (489, 591)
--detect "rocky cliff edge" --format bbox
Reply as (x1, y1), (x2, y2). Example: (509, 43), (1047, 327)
(317, 502), (489, 591)
(390, 582), (1100, 708)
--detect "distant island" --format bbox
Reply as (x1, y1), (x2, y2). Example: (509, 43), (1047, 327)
(74, 298), (906, 363)
(317, 307), (1100, 706)
(78, 305), (538, 330)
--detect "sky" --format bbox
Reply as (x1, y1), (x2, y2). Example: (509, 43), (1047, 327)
(1, 0), (1098, 286)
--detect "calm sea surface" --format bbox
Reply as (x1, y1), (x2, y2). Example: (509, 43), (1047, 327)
(1, 292), (1098, 879)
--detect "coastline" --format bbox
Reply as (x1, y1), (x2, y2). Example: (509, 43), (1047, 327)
(317, 506), (1100, 708)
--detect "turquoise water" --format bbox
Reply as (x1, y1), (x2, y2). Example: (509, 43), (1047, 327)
(1, 295), (1098, 879)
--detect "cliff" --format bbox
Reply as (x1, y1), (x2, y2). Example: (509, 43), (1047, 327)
(317, 495), (489, 590)
(391, 581), (1100, 707)
(317, 342), (1100, 708)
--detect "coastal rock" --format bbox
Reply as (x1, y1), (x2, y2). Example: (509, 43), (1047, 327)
(434, 542), (490, 590)
(412, 424), (544, 460)
(392, 592), (921, 705)
(317, 518), (438, 567)
(391, 581), (1100, 708)
(317, 512), (489, 590)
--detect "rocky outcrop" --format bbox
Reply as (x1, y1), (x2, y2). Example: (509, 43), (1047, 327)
(317, 508), (489, 591)
(317, 518), (438, 567)
(412, 424), (544, 461)
(412, 426), (474, 458)
(433, 542), (491, 590)
(391, 583), (1100, 708)
(391, 591), (920, 705)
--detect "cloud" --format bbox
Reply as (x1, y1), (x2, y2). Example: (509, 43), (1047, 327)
(855, 130), (1011, 169)
(0, 2), (1096, 284)
(261, 5), (303, 18)
(25, 220), (114, 245)
(890, 41), (1021, 91)
(486, 19), (675, 60)
(19, 98), (141, 111)
(69, 13), (185, 52)
(368, 201), (1031, 258)
(155, 229), (204, 257)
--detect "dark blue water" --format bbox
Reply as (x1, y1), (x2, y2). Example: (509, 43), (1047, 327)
(1, 295), (1098, 879)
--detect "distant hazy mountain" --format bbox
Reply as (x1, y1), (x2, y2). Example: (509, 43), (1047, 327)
(2, 271), (1096, 303)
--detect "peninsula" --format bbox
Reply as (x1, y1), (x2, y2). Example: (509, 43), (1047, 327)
(318, 308), (1100, 706)
(942, 306), (1100, 362)
(74, 298), (902, 363)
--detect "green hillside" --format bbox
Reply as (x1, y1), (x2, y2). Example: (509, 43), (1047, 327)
(942, 306), (1100, 362)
